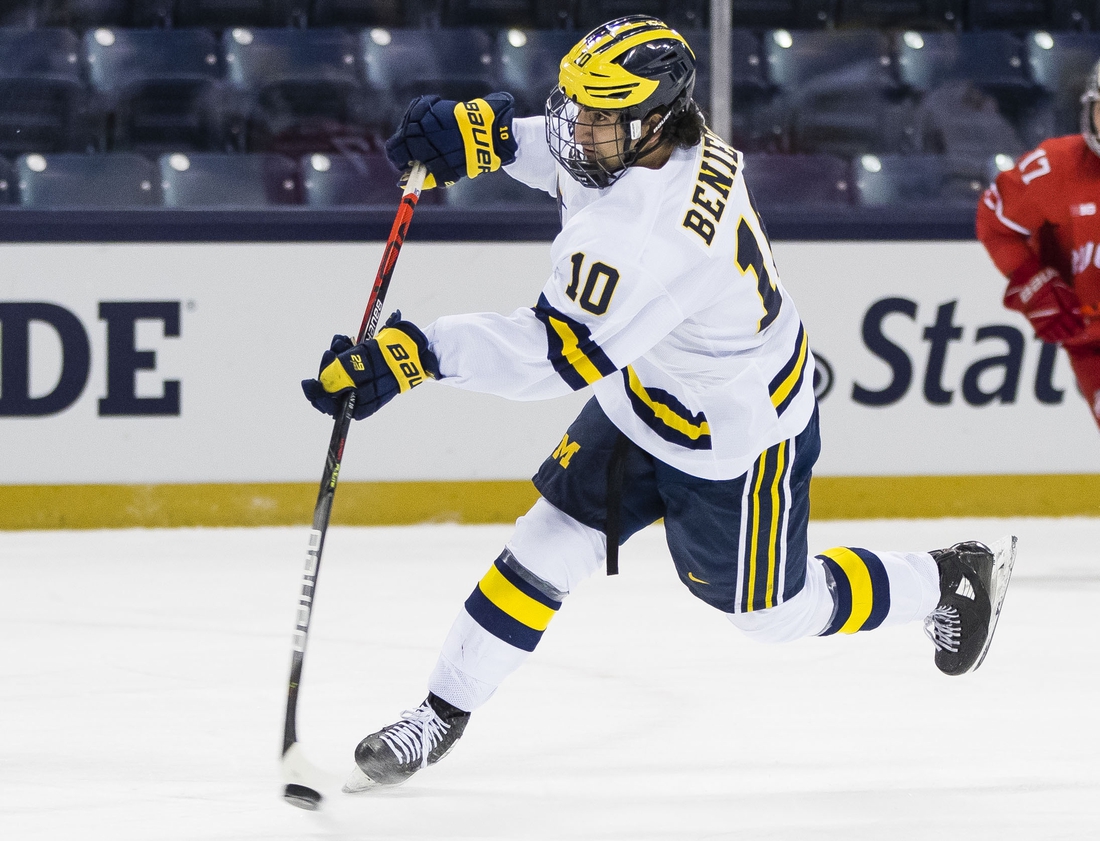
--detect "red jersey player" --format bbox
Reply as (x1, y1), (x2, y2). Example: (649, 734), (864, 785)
(976, 58), (1100, 428)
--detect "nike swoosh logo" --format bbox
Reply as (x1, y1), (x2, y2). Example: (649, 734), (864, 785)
(687, 571), (709, 585)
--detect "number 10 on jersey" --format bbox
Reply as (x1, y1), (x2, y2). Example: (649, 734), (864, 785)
(567, 252), (620, 316)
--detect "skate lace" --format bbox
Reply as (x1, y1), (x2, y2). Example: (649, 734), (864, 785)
(924, 605), (961, 653)
(378, 703), (450, 770)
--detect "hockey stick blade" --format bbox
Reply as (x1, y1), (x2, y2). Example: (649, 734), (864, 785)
(282, 742), (338, 810)
(280, 162), (428, 810)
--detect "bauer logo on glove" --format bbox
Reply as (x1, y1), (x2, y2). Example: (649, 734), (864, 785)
(385, 93), (519, 189)
(302, 312), (439, 421)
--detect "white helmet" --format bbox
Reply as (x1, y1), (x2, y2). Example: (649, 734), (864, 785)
(1081, 58), (1100, 157)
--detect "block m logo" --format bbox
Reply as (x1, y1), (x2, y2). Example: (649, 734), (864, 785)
(552, 434), (581, 468)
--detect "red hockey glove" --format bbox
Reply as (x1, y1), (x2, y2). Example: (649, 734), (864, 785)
(1003, 258), (1085, 344)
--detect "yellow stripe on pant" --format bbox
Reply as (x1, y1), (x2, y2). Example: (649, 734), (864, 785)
(742, 439), (788, 612)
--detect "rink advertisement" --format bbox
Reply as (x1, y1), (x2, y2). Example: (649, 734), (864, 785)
(1, 241), (1098, 525)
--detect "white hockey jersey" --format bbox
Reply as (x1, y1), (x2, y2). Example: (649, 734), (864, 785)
(424, 116), (816, 481)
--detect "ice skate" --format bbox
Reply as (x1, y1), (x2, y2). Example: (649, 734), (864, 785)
(342, 693), (470, 792)
(924, 536), (1017, 676)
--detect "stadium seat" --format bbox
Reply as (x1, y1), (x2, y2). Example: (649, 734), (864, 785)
(742, 153), (852, 214)
(692, 29), (790, 152)
(223, 27), (375, 155)
(361, 28), (498, 134)
(15, 152), (161, 207)
(496, 28), (579, 117)
(895, 31), (1032, 95)
(1049, 0), (1094, 30)
(1027, 31), (1100, 137)
(308, 0), (425, 26)
(574, 0), (708, 29)
(171, 0), (306, 27)
(836, 0), (963, 30)
(791, 91), (920, 156)
(898, 31), (1039, 147)
(763, 30), (911, 157)
(730, 0), (835, 29)
(85, 27), (231, 154)
(967, 0), (1049, 30)
(300, 151), (411, 206)
(442, 171), (556, 207)
(0, 28), (96, 156)
(0, 4), (34, 25)
(689, 29), (770, 115)
(0, 155), (14, 204)
(34, 0), (133, 27)
(914, 78), (1026, 176)
(442, 0), (575, 28)
(854, 153), (986, 208)
(159, 152), (300, 206)
(764, 29), (898, 97)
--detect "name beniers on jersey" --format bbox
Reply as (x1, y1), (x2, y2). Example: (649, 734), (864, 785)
(682, 133), (740, 247)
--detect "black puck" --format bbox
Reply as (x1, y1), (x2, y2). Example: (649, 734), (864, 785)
(284, 783), (323, 810)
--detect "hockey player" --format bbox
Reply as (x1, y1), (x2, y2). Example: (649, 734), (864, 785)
(301, 17), (1015, 791)
(977, 58), (1100, 428)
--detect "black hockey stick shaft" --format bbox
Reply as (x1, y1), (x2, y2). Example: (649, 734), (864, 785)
(283, 162), (428, 758)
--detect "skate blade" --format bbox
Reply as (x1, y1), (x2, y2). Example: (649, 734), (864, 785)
(342, 765), (383, 794)
(970, 534), (1018, 673)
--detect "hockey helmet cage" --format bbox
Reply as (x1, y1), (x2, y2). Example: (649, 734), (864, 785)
(1082, 58), (1100, 158)
(546, 16), (697, 188)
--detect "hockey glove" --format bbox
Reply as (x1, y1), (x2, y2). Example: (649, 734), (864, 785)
(301, 313), (439, 421)
(1003, 257), (1085, 344)
(385, 93), (518, 189)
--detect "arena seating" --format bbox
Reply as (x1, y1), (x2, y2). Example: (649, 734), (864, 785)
(0, 27), (93, 155)
(158, 150), (301, 205)
(0, 0), (1095, 211)
(496, 27), (577, 117)
(361, 27), (498, 132)
(300, 148), (418, 205)
(743, 153), (853, 212)
(85, 26), (230, 153)
(852, 151), (990, 207)
(442, 165), (557, 206)
(15, 150), (161, 205)
(1027, 30), (1100, 135)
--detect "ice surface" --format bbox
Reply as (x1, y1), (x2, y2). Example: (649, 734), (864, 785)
(2, 518), (1098, 840)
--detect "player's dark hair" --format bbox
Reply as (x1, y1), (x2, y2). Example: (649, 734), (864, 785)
(660, 100), (706, 149)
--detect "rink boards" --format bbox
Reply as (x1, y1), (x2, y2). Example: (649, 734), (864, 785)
(2, 240), (1099, 527)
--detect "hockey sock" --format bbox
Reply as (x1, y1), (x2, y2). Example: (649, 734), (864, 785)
(816, 547), (939, 636)
(429, 549), (565, 711)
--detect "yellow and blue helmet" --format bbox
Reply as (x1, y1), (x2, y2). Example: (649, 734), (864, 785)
(546, 16), (697, 188)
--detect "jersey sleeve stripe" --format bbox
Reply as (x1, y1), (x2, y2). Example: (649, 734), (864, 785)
(533, 294), (618, 390)
(622, 366), (713, 450)
(984, 182), (1031, 236)
(769, 323), (809, 416)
